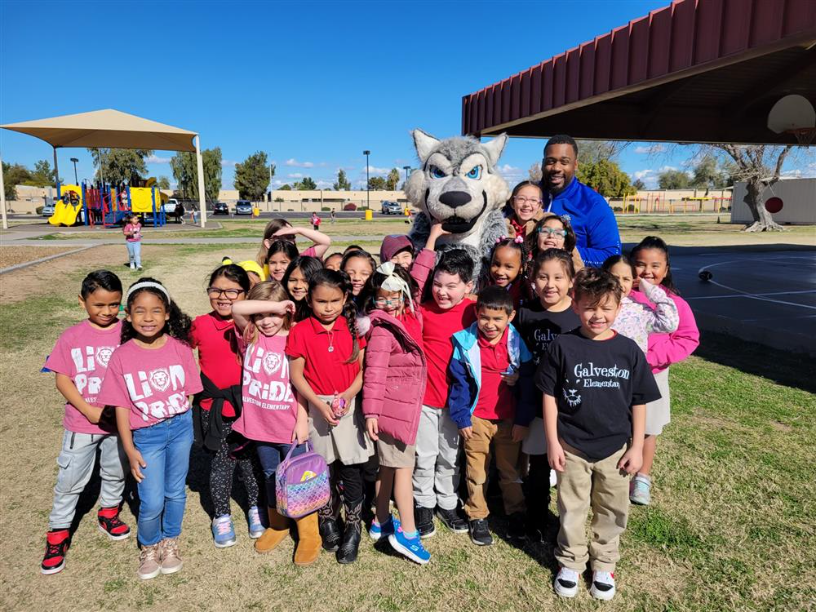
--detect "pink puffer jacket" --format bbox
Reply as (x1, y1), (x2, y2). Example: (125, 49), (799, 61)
(362, 309), (427, 446)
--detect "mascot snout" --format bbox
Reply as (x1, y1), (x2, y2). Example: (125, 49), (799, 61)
(439, 190), (472, 208)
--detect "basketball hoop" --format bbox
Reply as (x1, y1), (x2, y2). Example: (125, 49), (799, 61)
(786, 127), (816, 146)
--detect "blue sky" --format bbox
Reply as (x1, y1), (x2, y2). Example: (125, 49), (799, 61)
(1, 0), (813, 191)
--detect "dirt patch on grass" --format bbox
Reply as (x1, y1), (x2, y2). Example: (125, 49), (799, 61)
(0, 246), (87, 270)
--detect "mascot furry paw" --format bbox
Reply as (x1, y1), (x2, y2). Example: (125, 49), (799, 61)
(405, 129), (510, 274)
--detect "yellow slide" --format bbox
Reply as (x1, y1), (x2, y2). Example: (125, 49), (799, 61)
(48, 186), (83, 226)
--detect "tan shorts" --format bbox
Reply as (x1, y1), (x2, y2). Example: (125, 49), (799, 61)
(308, 394), (374, 466)
(645, 369), (671, 436)
(377, 431), (416, 469)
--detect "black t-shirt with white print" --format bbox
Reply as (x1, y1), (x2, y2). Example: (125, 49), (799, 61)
(516, 301), (581, 366)
(536, 328), (661, 461)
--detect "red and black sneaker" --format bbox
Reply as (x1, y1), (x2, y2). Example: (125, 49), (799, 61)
(98, 506), (131, 541)
(41, 530), (70, 575)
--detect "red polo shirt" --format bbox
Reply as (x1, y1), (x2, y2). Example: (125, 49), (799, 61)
(285, 315), (365, 396)
(190, 312), (242, 417)
(473, 328), (515, 421)
(420, 298), (476, 408)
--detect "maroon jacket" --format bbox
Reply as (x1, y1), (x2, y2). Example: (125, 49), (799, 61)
(362, 309), (427, 446)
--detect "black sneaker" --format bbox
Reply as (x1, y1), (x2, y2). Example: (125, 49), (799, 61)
(469, 519), (493, 546)
(415, 505), (436, 539)
(508, 513), (528, 542)
(436, 507), (468, 533)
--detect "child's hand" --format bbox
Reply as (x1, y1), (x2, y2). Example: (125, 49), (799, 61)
(315, 401), (339, 426)
(366, 418), (379, 441)
(272, 300), (297, 316)
(459, 426), (473, 441)
(618, 446), (643, 475)
(501, 371), (519, 386)
(127, 449), (147, 482)
(511, 424), (528, 443)
(548, 440), (566, 472)
(428, 222), (450, 241)
(273, 227), (300, 238)
(292, 419), (309, 445)
(337, 392), (354, 416)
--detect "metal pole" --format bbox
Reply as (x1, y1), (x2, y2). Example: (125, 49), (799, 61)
(53, 147), (60, 186)
(363, 150), (370, 210)
(195, 136), (207, 228)
(0, 149), (7, 230)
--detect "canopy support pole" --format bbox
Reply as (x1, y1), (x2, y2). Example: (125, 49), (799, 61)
(195, 136), (206, 228)
(0, 149), (7, 230)
(53, 146), (60, 185)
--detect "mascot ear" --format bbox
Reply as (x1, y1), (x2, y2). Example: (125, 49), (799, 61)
(482, 133), (508, 167)
(412, 129), (440, 165)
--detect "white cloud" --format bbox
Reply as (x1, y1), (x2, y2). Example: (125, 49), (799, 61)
(221, 159), (237, 167)
(634, 144), (666, 155)
(315, 180), (333, 189)
(285, 158), (315, 168)
(146, 155), (171, 164)
(360, 165), (391, 176)
(287, 173), (304, 179)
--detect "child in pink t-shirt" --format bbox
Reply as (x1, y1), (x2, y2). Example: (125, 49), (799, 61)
(98, 277), (202, 580)
(231, 281), (315, 565)
(40, 270), (129, 576)
(123, 214), (143, 270)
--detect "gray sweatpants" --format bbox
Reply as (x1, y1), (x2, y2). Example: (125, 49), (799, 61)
(48, 430), (128, 530)
(412, 405), (461, 511)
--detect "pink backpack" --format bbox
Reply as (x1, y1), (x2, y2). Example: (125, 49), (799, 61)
(275, 442), (330, 518)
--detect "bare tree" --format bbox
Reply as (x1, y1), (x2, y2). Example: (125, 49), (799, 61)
(713, 144), (793, 232)
(528, 162), (542, 182)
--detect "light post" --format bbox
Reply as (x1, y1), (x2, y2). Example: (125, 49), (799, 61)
(402, 165), (411, 188)
(363, 150), (370, 211)
(70, 158), (79, 184)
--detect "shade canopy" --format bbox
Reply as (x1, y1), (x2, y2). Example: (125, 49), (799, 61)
(461, 0), (816, 145)
(0, 109), (197, 152)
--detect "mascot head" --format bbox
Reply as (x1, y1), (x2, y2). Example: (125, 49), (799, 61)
(406, 130), (510, 274)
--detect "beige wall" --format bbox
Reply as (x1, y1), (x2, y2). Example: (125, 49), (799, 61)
(731, 179), (815, 225)
(218, 190), (411, 213)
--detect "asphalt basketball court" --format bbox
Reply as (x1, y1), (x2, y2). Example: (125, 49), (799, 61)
(663, 247), (816, 356)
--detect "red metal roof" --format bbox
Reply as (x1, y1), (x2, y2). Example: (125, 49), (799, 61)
(462, 0), (816, 139)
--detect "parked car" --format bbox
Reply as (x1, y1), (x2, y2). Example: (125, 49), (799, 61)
(41, 202), (56, 217)
(213, 202), (229, 215)
(235, 200), (253, 215)
(381, 200), (402, 215)
(162, 198), (180, 215)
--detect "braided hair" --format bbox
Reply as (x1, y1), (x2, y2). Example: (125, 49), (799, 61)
(121, 277), (192, 345)
(307, 269), (360, 364)
(480, 236), (530, 293)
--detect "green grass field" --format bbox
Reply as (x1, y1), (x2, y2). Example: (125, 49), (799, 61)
(0, 243), (814, 611)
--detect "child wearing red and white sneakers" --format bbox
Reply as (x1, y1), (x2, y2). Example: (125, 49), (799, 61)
(41, 271), (131, 575)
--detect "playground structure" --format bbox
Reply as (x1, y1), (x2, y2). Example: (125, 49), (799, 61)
(616, 192), (732, 214)
(48, 178), (169, 227)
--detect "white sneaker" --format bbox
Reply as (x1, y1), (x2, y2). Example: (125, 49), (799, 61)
(589, 571), (616, 600)
(130, 263), (136, 270)
(549, 469), (558, 488)
(554, 566), (580, 598)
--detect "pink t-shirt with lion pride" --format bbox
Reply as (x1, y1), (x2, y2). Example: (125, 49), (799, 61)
(98, 336), (203, 430)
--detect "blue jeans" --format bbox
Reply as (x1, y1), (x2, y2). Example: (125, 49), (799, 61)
(256, 442), (306, 508)
(132, 410), (193, 546)
(126, 241), (142, 267)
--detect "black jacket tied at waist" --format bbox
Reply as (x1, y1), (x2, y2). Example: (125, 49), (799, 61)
(193, 372), (243, 452)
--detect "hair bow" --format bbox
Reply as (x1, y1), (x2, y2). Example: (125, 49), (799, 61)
(496, 235), (507, 244)
(513, 235), (524, 244)
(376, 261), (414, 313)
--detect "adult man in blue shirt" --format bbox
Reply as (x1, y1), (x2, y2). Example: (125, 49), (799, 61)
(540, 135), (621, 267)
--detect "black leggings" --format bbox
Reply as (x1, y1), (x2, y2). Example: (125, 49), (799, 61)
(527, 453), (551, 518)
(201, 410), (260, 517)
(337, 462), (364, 506)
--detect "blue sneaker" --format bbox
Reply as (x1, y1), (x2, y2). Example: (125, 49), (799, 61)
(212, 515), (237, 548)
(247, 506), (265, 539)
(368, 515), (396, 541)
(388, 526), (431, 565)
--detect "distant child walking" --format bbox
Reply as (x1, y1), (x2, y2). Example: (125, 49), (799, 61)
(286, 269), (373, 564)
(362, 262), (431, 564)
(232, 283), (320, 566)
(449, 286), (536, 546)
(628, 237), (699, 505)
(123, 214), (143, 270)
(539, 269), (660, 600)
(191, 264), (264, 549)
(41, 270), (129, 575)
(99, 278), (202, 580)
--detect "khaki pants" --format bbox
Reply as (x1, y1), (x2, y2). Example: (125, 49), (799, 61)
(463, 417), (525, 520)
(555, 442), (629, 573)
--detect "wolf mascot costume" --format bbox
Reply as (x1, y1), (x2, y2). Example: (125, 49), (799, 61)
(406, 129), (510, 275)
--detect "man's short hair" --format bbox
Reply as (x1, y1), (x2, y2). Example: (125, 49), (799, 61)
(572, 268), (622, 307)
(476, 285), (514, 315)
(544, 134), (578, 158)
(433, 249), (474, 284)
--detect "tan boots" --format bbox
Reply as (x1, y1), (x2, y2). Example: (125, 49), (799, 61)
(255, 507), (320, 566)
(293, 512), (321, 566)
(254, 508), (290, 554)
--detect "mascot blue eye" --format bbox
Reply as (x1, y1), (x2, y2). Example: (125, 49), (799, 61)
(430, 166), (446, 179)
(465, 166), (482, 179)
